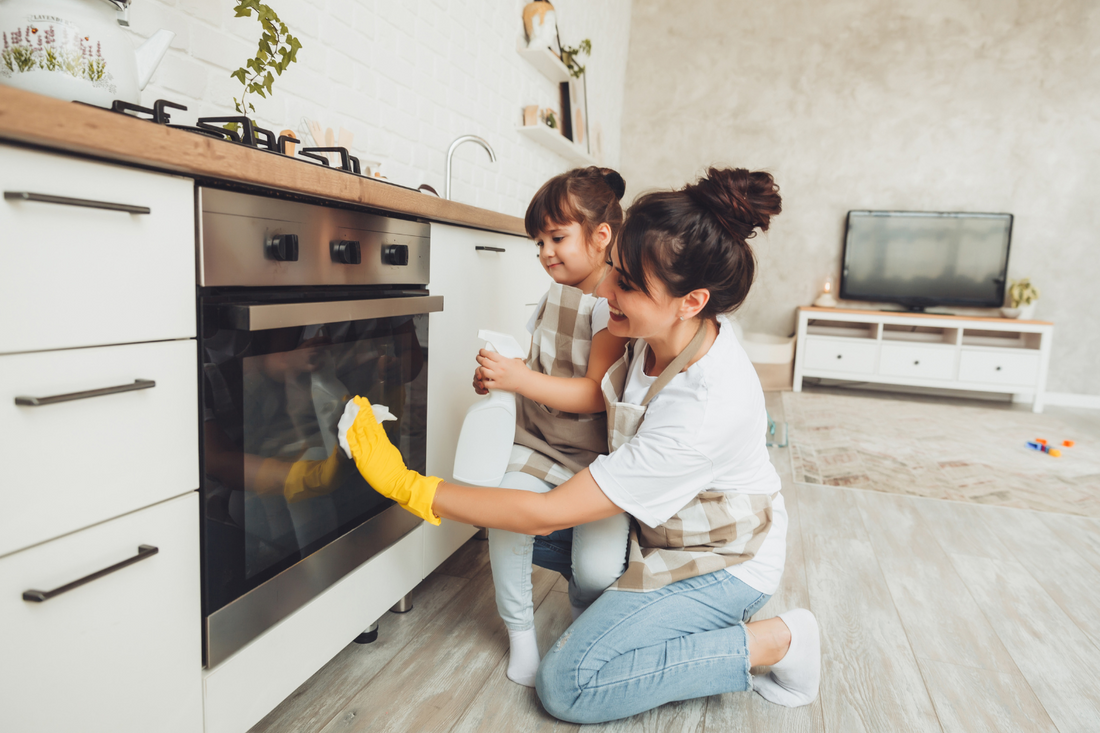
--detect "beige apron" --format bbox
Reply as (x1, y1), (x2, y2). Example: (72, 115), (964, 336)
(602, 323), (775, 593)
(507, 282), (610, 486)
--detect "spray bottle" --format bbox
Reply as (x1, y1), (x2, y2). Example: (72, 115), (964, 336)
(452, 329), (527, 486)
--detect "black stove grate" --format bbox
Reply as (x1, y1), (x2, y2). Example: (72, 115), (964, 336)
(75, 97), (414, 185)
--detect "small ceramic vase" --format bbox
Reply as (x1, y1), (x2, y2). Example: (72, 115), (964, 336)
(523, 1), (556, 50)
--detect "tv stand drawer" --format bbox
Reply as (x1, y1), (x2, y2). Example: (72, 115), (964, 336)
(802, 337), (877, 374)
(958, 349), (1040, 386)
(879, 344), (957, 380)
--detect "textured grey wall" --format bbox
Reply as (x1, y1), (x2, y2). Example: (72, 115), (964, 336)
(621, 0), (1099, 394)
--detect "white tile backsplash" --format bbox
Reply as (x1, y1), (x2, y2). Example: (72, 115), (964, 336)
(131, 0), (633, 217)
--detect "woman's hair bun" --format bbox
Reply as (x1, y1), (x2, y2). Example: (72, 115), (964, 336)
(686, 167), (781, 236)
(599, 168), (626, 201)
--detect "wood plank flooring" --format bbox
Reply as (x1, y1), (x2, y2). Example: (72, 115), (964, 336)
(251, 393), (1100, 733)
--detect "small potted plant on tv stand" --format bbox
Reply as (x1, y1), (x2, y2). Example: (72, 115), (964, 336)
(1002, 278), (1039, 319)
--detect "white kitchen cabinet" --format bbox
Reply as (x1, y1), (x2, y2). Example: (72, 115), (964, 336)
(0, 144), (196, 354)
(0, 339), (199, 558)
(793, 307), (1054, 412)
(0, 492), (202, 733)
(424, 223), (546, 571)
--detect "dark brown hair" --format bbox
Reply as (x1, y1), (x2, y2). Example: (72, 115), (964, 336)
(525, 166), (626, 246)
(616, 167), (781, 319)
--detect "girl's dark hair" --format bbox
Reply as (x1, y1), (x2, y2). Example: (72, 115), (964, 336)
(525, 166), (626, 245)
(616, 167), (781, 319)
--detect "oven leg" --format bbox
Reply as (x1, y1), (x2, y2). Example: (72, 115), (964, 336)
(390, 594), (414, 614)
(354, 621), (379, 644)
(475, 527), (488, 540)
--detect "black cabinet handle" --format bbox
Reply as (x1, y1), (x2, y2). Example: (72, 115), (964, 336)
(4, 191), (151, 215)
(23, 545), (159, 602)
(476, 246), (505, 253)
(914, 360), (920, 365)
(15, 379), (155, 407)
(836, 354), (843, 359)
(995, 366), (1002, 371)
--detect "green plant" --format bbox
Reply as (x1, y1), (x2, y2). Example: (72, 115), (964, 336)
(1008, 278), (1040, 307)
(542, 108), (558, 129)
(559, 38), (591, 78)
(227, 0), (302, 131)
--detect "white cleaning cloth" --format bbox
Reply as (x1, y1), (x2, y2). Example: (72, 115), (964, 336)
(337, 400), (397, 459)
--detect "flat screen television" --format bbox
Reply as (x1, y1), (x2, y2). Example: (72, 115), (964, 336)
(840, 210), (1013, 311)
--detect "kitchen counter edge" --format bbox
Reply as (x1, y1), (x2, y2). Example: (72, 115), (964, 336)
(0, 86), (526, 238)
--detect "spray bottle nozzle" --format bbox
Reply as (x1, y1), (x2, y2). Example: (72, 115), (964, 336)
(477, 329), (526, 359)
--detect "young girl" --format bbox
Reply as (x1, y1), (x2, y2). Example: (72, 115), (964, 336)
(471, 167), (631, 687)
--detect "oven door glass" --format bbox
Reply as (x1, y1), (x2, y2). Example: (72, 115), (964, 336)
(200, 299), (430, 616)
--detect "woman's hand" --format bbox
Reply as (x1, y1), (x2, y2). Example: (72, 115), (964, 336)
(342, 396), (442, 525)
(475, 349), (530, 393)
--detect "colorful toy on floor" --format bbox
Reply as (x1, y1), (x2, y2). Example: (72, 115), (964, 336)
(1026, 439), (1067, 457)
(1063, 440), (1075, 447)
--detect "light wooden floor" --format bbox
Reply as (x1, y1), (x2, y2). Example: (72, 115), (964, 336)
(251, 391), (1100, 733)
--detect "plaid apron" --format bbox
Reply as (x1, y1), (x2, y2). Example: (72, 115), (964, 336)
(602, 324), (776, 593)
(507, 282), (610, 486)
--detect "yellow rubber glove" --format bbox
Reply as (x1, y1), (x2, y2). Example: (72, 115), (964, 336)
(346, 395), (442, 525)
(283, 444), (349, 504)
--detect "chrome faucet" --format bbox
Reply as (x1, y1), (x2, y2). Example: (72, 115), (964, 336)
(445, 135), (496, 201)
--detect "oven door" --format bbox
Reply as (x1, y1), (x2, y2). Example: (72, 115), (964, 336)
(199, 292), (442, 668)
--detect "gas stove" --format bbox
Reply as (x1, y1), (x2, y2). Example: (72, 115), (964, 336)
(79, 98), (420, 192)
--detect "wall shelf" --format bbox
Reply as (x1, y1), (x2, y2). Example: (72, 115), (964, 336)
(516, 125), (594, 166)
(516, 36), (571, 83)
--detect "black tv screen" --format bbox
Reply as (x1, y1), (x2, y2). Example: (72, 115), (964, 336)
(840, 210), (1012, 310)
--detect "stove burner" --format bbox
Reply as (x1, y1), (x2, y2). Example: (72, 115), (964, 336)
(76, 98), (398, 183)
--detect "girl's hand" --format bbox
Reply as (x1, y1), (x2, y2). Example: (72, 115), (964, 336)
(472, 366), (490, 395)
(475, 349), (529, 393)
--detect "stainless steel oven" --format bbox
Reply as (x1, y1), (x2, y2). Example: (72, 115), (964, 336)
(196, 187), (441, 668)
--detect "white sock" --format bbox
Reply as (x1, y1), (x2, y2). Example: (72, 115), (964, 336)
(506, 627), (540, 687)
(570, 604), (585, 622)
(752, 608), (820, 707)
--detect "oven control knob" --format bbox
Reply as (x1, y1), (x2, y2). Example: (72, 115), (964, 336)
(382, 244), (409, 266)
(267, 234), (299, 262)
(331, 240), (362, 265)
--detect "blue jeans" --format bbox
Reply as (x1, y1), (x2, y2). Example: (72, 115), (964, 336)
(488, 472), (629, 630)
(533, 534), (771, 724)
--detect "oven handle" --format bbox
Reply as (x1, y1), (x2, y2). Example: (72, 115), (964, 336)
(224, 295), (444, 331)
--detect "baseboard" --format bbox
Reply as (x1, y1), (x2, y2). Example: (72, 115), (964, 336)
(1043, 392), (1100, 410)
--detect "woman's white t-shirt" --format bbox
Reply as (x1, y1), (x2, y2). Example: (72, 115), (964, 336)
(588, 317), (787, 595)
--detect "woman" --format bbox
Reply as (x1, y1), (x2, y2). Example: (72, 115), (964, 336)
(341, 167), (820, 724)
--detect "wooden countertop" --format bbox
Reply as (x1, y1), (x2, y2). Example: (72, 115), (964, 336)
(0, 86), (526, 237)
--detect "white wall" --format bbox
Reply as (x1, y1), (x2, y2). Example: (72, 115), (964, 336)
(621, 0), (1100, 395)
(129, 0), (633, 216)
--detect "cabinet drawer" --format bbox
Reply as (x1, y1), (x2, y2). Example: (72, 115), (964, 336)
(0, 339), (198, 557)
(879, 343), (957, 380)
(958, 349), (1040, 386)
(0, 145), (196, 354)
(0, 493), (202, 733)
(802, 337), (878, 374)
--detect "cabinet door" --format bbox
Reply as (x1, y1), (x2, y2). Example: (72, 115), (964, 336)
(424, 224), (543, 571)
(0, 145), (196, 353)
(0, 339), (198, 557)
(0, 493), (202, 733)
(425, 224), (543, 482)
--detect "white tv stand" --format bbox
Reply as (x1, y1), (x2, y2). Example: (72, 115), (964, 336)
(792, 307), (1054, 412)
